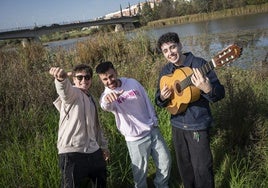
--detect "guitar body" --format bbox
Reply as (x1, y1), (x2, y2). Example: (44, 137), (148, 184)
(160, 67), (200, 115)
(159, 44), (242, 115)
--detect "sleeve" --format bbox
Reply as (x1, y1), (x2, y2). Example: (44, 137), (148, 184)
(54, 78), (77, 104)
(155, 87), (170, 108)
(53, 96), (62, 112)
(97, 127), (109, 150)
(201, 70), (225, 103)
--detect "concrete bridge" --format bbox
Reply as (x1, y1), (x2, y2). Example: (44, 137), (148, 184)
(0, 16), (141, 40)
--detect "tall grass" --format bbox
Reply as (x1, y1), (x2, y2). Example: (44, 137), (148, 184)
(0, 30), (267, 187)
(0, 109), (60, 187)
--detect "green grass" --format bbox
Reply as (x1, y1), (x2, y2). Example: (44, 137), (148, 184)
(0, 110), (60, 187)
(0, 27), (268, 187)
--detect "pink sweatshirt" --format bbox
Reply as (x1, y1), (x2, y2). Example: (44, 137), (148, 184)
(99, 78), (158, 141)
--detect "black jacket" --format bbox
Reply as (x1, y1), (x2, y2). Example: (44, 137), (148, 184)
(155, 52), (225, 130)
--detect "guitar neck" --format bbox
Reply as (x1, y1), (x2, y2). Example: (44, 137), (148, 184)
(173, 44), (241, 98)
(200, 60), (215, 75)
(180, 61), (215, 90)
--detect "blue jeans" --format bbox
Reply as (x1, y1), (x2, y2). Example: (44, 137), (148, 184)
(126, 127), (171, 188)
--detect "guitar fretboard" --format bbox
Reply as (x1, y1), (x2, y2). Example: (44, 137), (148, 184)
(180, 61), (214, 90)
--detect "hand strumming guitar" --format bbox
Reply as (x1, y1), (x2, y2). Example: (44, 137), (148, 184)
(191, 68), (212, 94)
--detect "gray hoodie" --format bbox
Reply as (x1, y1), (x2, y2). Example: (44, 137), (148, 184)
(53, 79), (108, 154)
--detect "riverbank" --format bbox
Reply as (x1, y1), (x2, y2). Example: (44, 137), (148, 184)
(146, 3), (268, 28)
(43, 3), (268, 42)
(1, 3), (267, 46)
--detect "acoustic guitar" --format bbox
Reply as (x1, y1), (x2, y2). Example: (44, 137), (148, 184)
(160, 44), (242, 115)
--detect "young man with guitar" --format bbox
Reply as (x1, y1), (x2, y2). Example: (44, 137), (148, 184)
(155, 32), (227, 188)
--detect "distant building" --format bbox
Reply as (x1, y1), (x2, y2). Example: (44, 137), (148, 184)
(104, 0), (161, 19)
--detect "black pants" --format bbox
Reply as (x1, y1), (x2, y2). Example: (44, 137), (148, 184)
(59, 149), (107, 188)
(172, 126), (215, 188)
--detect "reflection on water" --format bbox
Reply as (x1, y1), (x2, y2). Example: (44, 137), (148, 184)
(45, 13), (268, 69)
(147, 13), (268, 38)
(44, 36), (90, 49)
(143, 13), (268, 69)
(180, 29), (268, 69)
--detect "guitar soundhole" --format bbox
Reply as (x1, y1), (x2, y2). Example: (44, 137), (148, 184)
(175, 82), (181, 94)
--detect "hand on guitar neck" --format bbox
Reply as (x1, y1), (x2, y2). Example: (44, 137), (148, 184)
(191, 68), (212, 94)
(160, 44), (242, 115)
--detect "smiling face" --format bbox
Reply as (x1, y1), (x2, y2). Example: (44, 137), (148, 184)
(161, 41), (183, 66)
(73, 70), (92, 92)
(98, 68), (119, 90)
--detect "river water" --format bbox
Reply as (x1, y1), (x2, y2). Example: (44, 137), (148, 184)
(46, 13), (268, 69)
(147, 13), (268, 38)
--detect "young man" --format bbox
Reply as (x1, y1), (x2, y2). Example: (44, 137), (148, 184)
(49, 64), (110, 188)
(95, 61), (171, 188)
(155, 32), (225, 188)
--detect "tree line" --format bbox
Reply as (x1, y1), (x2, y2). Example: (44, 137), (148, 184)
(139, 0), (268, 24)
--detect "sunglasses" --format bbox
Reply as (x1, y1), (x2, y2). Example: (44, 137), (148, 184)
(74, 75), (91, 81)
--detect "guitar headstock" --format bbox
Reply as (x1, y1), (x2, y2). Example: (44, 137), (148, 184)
(212, 44), (242, 67)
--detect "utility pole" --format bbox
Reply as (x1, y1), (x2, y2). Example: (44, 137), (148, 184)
(128, 3), (132, 16)
(120, 4), (123, 17)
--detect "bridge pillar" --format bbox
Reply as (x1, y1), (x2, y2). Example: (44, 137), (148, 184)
(115, 23), (135, 32)
(21, 39), (29, 48)
(115, 24), (124, 32)
(21, 37), (41, 47)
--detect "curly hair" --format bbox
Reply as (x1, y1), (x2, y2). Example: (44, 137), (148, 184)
(157, 32), (180, 52)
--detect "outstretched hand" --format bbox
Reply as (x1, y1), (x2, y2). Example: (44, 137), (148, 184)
(104, 90), (124, 103)
(49, 67), (70, 81)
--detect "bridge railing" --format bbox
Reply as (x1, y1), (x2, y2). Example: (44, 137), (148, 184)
(0, 16), (141, 40)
